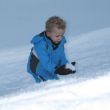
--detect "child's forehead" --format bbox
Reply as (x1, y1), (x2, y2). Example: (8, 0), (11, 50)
(54, 31), (63, 35)
(52, 28), (65, 35)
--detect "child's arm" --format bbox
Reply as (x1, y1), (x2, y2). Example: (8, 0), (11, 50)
(34, 41), (56, 76)
(59, 45), (68, 66)
(55, 45), (76, 75)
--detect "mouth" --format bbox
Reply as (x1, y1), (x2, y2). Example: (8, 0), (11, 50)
(55, 41), (61, 44)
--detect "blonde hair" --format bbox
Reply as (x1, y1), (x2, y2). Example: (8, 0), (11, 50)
(45, 16), (66, 32)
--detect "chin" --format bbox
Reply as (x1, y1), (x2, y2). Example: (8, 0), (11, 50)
(55, 41), (61, 44)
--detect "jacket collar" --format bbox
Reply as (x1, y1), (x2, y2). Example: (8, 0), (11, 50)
(38, 31), (66, 50)
(39, 31), (60, 50)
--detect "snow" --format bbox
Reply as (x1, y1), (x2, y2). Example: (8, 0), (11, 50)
(0, 28), (110, 110)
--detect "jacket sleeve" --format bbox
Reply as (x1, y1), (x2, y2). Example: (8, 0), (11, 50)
(34, 41), (56, 75)
(59, 45), (68, 66)
(58, 37), (68, 66)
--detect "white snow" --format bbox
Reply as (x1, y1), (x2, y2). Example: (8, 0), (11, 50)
(0, 28), (110, 110)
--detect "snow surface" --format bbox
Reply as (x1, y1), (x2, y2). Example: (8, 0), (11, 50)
(0, 28), (110, 110)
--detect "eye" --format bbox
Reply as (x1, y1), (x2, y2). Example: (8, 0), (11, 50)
(56, 35), (64, 38)
(56, 35), (60, 37)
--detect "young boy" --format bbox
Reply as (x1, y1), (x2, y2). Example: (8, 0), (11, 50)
(27, 16), (76, 83)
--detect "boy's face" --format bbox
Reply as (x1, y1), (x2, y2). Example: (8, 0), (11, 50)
(47, 27), (65, 44)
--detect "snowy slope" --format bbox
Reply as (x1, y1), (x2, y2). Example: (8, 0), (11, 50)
(0, 28), (110, 110)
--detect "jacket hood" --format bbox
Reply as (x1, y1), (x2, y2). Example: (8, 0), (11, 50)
(31, 31), (67, 45)
(31, 35), (43, 44)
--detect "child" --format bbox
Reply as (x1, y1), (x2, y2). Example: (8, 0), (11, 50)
(27, 16), (76, 83)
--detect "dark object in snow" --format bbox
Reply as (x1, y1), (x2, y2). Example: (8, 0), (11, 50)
(55, 61), (76, 75)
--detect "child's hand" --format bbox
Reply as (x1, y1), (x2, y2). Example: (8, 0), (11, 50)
(55, 62), (76, 75)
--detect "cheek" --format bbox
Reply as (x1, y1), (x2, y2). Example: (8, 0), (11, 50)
(52, 37), (58, 41)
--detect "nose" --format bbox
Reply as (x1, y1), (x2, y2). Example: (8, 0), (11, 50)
(58, 37), (62, 41)
(56, 35), (63, 42)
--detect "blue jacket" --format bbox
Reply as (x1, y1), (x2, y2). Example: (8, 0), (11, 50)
(27, 31), (68, 82)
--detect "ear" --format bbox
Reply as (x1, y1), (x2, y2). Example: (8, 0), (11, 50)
(46, 31), (51, 37)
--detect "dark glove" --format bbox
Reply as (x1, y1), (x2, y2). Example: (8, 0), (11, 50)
(55, 61), (76, 75)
